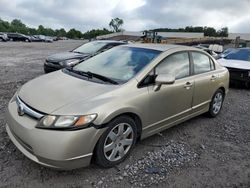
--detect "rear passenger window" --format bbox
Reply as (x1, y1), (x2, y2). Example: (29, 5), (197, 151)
(156, 52), (190, 79)
(192, 52), (214, 74)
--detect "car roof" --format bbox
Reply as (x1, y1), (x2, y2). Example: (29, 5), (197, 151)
(121, 43), (199, 52)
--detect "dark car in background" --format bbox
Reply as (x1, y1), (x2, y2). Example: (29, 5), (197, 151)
(44, 40), (127, 73)
(7, 33), (31, 42)
(218, 48), (250, 87)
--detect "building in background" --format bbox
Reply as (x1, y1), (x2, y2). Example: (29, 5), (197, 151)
(97, 31), (204, 42)
(228, 33), (250, 48)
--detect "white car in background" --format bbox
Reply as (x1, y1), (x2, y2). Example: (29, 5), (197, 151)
(0, 32), (8, 42)
(217, 48), (250, 86)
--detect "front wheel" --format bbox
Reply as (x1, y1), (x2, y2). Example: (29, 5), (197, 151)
(94, 116), (137, 168)
(208, 89), (224, 117)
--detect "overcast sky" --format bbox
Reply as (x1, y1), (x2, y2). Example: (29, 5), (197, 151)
(1, 0), (250, 33)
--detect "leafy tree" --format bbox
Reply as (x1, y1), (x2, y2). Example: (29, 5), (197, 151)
(204, 27), (217, 37)
(66, 28), (83, 39)
(109, 18), (124, 32)
(37, 25), (45, 35)
(0, 18), (10, 32)
(28, 28), (37, 35)
(82, 28), (112, 39)
(55, 28), (67, 37)
(10, 19), (28, 34)
(216, 27), (228, 37)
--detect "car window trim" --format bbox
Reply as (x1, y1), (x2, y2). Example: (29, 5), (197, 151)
(137, 50), (191, 88)
(190, 51), (215, 75)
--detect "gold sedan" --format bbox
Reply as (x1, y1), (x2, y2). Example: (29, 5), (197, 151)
(6, 44), (229, 169)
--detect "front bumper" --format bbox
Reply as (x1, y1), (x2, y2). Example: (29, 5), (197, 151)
(5, 99), (106, 169)
(44, 61), (63, 73)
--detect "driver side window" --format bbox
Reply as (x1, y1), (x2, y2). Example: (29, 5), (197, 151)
(155, 52), (190, 79)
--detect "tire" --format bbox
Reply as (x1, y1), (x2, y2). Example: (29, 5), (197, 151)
(94, 116), (137, 168)
(208, 89), (224, 117)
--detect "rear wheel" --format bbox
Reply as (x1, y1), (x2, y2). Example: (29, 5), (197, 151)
(208, 89), (224, 117)
(94, 116), (137, 168)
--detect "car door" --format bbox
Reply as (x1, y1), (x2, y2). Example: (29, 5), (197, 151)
(144, 51), (194, 135)
(191, 51), (218, 112)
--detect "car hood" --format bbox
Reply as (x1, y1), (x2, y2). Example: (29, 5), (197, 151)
(218, 58), (250, 70)
(46, 51), (89, 62)
(18, 71), (118, 114)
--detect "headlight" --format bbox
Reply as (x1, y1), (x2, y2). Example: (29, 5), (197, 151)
(59, 59), (80, 67)
(36, 114), (97, 130)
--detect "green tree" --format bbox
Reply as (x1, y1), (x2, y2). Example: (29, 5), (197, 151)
(216, 27), (228, 37)
(28, 28), (37, 35)
(55, 28), (67, 37)
(82, 28), (112, 39)
(109, 18), (124, 32)
(66, 28), (83, 39)
(10, 19), (28, 34)
(0, 18), (10, 32)
(37, 25), (45, 35)
(204, 27), (217, 37)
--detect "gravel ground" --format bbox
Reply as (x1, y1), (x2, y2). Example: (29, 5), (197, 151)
(0, 41), (249, 188)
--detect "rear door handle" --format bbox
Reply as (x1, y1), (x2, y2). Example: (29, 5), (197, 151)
(184, 82), (193, 89)
(211, 75), (217, 81)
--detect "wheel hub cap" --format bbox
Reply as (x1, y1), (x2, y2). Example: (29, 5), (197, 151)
(104, 123), (134, 162)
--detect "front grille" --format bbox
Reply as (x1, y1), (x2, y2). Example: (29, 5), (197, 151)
(16, 96), (45, 119)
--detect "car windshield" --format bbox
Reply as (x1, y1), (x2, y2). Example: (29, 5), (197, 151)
(73, 41), (109, 54)
(224, 49), (250, 62)
(74, 46), (161, 83)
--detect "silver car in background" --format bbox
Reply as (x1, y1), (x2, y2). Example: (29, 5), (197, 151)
(5, 44), (229, 169)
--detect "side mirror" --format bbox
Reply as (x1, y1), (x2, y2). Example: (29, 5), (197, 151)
(154, 74), (175, 91)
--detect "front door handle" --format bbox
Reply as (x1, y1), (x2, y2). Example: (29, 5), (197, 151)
(184, 82), (193, 89)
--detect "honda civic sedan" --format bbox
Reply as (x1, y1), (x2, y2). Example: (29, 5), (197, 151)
(5, 44), (229, 169)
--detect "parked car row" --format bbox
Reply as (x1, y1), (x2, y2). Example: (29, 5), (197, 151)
(0, 32), (58, 42)
(6, 40), (230, 170)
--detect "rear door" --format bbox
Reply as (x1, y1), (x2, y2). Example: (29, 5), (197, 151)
(190, 51), (218, 111)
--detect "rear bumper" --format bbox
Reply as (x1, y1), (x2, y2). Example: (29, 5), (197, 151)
(5, 99), (106, 170)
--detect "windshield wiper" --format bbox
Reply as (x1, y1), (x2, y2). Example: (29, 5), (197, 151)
(86, 71), (119, 85)
(65, 67), (119, 85)
(73, 50), (89, 55)
(65, 67), (92, 78)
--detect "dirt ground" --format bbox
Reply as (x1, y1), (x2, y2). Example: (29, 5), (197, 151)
(0, 40), (249, 188)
